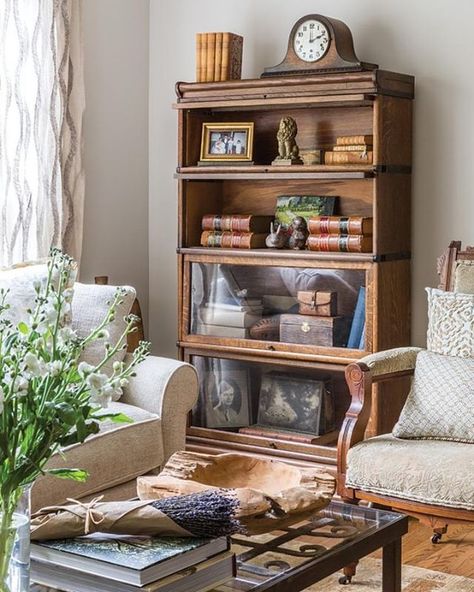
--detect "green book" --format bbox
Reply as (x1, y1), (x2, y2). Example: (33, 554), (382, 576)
(275, 195), (337, 232)
(31, 534), (229, 587)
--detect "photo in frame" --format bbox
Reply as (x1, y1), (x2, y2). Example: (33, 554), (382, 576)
(197, 358), (251, 429)
(199, 123), (254, 163)
(257, 372), (325, 435)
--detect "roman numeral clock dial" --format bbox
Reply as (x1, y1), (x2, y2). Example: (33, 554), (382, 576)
(294, 19), (330, 62)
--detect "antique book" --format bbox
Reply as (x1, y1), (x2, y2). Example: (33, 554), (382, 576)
(196, 322), (250, 338)
(280, 314), (346, 347)
(201, 33), (208, 82)
(201, 214), (273, 233)
(347, 286), (366, 350)
(324, 150), (373, 165)
(239, 425), (338, 444)
(31, 551), (235, 592)
(214, 32), (223, 81)
(275, 195), (336, 233)
(195, 33), (203, 82)
(31, 535), (229, 587)
(297, 291), (337, 317)
(336, 135), (373, 146)
(307, 234), (373, 253)
(206, 33), (216, 82)
(199, 307), (261, 328)
(308, 216), (373, 236)
(221, 33), (243, 80)
(204, 301), (263, 313)
(333, 144), (373, 152)
(200, 230), (267, 249)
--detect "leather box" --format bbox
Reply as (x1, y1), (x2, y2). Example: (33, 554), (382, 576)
(297, 290), (337, 317)
(280, 313), (346, 347)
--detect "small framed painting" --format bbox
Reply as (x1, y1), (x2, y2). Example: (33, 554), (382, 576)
(200, 122), (254, 163)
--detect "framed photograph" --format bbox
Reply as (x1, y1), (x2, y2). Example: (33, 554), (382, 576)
(200, 123), (254, 163)
(197, 358), (250, 429)
(257, 372), (324, 435)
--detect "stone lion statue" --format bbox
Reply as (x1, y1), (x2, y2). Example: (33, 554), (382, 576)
(275, 116), (301, 161)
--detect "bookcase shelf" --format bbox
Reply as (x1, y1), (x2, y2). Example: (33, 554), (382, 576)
(174, 69), (414, 468)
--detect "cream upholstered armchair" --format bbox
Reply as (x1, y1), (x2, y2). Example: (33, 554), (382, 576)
(337, 241), (474, 543)
(0, 263), (198, 513)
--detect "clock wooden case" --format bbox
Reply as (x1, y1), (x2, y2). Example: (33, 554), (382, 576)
(262, 14), (377, 77)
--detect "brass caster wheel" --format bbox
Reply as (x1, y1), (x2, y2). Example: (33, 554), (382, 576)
(339, 575), (352, 585)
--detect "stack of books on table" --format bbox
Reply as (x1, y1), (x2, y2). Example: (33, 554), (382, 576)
(195, 32), (243, 82)
(197, 299), (263, 339)
(324, 135), (373, 165)
(306, 215), (373, 254)
(200, 214), (273, 250)
(31, 534), (234, 592)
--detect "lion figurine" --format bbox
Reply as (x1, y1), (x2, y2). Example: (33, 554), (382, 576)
(272, 116), (303, 165)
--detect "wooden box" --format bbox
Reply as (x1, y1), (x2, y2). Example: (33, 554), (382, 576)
(280, 314), (346, 347)
(297, 291), (337, 317)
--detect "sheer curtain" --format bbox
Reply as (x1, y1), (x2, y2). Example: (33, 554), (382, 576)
(0, 0), (84, 267)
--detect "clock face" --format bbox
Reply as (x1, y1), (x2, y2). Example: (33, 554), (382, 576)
(293, 19), (330, 63)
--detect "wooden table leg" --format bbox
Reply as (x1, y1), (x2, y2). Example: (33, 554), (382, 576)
(382, 538), (402, 592)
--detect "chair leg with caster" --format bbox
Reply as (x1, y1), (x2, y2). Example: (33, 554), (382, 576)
(339, 561), (358, 585)
(431, 525), (448, 544)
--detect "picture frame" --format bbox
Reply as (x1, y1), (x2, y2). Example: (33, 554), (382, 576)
(199, 358), (251, 429)
(257, 372), (325, 435)
(200, 122), (254, 163)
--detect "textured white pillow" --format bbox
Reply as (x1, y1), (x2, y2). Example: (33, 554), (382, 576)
(0, 260), (76, 327)
(426, 287), (474, 358)
(393, 350), (474, 443)
(72, 283), (136, 378)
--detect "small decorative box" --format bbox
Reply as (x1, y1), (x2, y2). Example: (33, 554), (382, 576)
(280, 313), (345, 347)
(297, 291), (337, 317)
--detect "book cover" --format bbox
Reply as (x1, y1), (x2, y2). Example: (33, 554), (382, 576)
(307, 234), (373, 253)
(214, 32), (223, 81)
(308, 216), (373, 236)
(336, 135), (373, 146)
(200, 231), (267, 249)
(201, 214), (273, 234)
(333, 144), (373, 152)
(201, 33), (208, 82)
(31, 551), (235, 592)
(347, 286), (366, 349)
(275, 195), (336, 233)
(229, 34), (243, 79)
(199, 307), (261, 328)
(31, 535), (228, 586)
(324, 151), (373, 165)
(196, 322), (250, 339)
(206, 33), (216, 81)
(195, 33), (202, 82)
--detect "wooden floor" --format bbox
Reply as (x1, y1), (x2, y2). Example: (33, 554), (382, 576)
(372, 519), (474, 578)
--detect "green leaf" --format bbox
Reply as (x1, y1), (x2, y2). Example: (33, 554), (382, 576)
(18, 321), (29, 334)
(95, 412), (133, 424)
(47, 468), (89, 482)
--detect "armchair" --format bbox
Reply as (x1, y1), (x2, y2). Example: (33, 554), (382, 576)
(337, 242), (474, 543)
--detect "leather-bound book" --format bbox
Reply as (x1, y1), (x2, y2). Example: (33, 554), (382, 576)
(308, 216), (373, 236)
(307, 234), (373, 253)
(201, 214), (273, 233)
(325, 151), (373, 165)
(206, 33), (216, 81)
(200, 231), (267, 249)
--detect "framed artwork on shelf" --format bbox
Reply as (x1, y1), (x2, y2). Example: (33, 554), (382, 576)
(257, 372), (325, 435)
(199, 122), (254, 163)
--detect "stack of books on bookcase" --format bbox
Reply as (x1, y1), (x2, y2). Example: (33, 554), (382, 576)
(200, 214), (273, 249)
(306, 216), (373, 253)
(31, 535), (233, 592)
(195, 33), (243, 82)
(324, 135), (373, 165)
(197, 298), (263, 338)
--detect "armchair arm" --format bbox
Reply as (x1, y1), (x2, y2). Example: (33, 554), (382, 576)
(337, 347), (422, 498)
(121, 355), (198, 462)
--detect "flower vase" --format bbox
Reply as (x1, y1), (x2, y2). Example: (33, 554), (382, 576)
(0, 487), (31, 592)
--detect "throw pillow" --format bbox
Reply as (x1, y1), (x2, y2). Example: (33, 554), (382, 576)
(426, 287), (474, 358)
(392, 349), (474, 443)
(454, 260), (474, 294)
(0, 260), (76, 327)
(71, 283), (136, 380)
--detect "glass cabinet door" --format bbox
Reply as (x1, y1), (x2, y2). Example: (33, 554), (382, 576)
(187, 261), (368, 352)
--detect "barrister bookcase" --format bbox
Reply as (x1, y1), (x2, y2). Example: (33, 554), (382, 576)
(173, 69), (414, 471)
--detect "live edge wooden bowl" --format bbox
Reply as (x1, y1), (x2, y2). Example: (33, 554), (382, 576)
(137, 451), (336, 526)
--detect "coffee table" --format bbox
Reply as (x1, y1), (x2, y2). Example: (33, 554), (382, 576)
(31, 500), (408, 592)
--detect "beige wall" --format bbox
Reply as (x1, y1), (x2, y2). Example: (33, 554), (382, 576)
(149, 0), (474, 356)
(81, 0), (149, 324)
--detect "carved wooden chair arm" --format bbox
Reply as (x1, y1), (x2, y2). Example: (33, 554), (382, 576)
(337, 347), (422, 497)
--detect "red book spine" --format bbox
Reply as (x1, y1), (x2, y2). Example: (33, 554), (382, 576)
(307, 234), (373, 253)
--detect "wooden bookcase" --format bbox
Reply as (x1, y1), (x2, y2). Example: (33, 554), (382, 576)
(174, 70), (414, 471)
